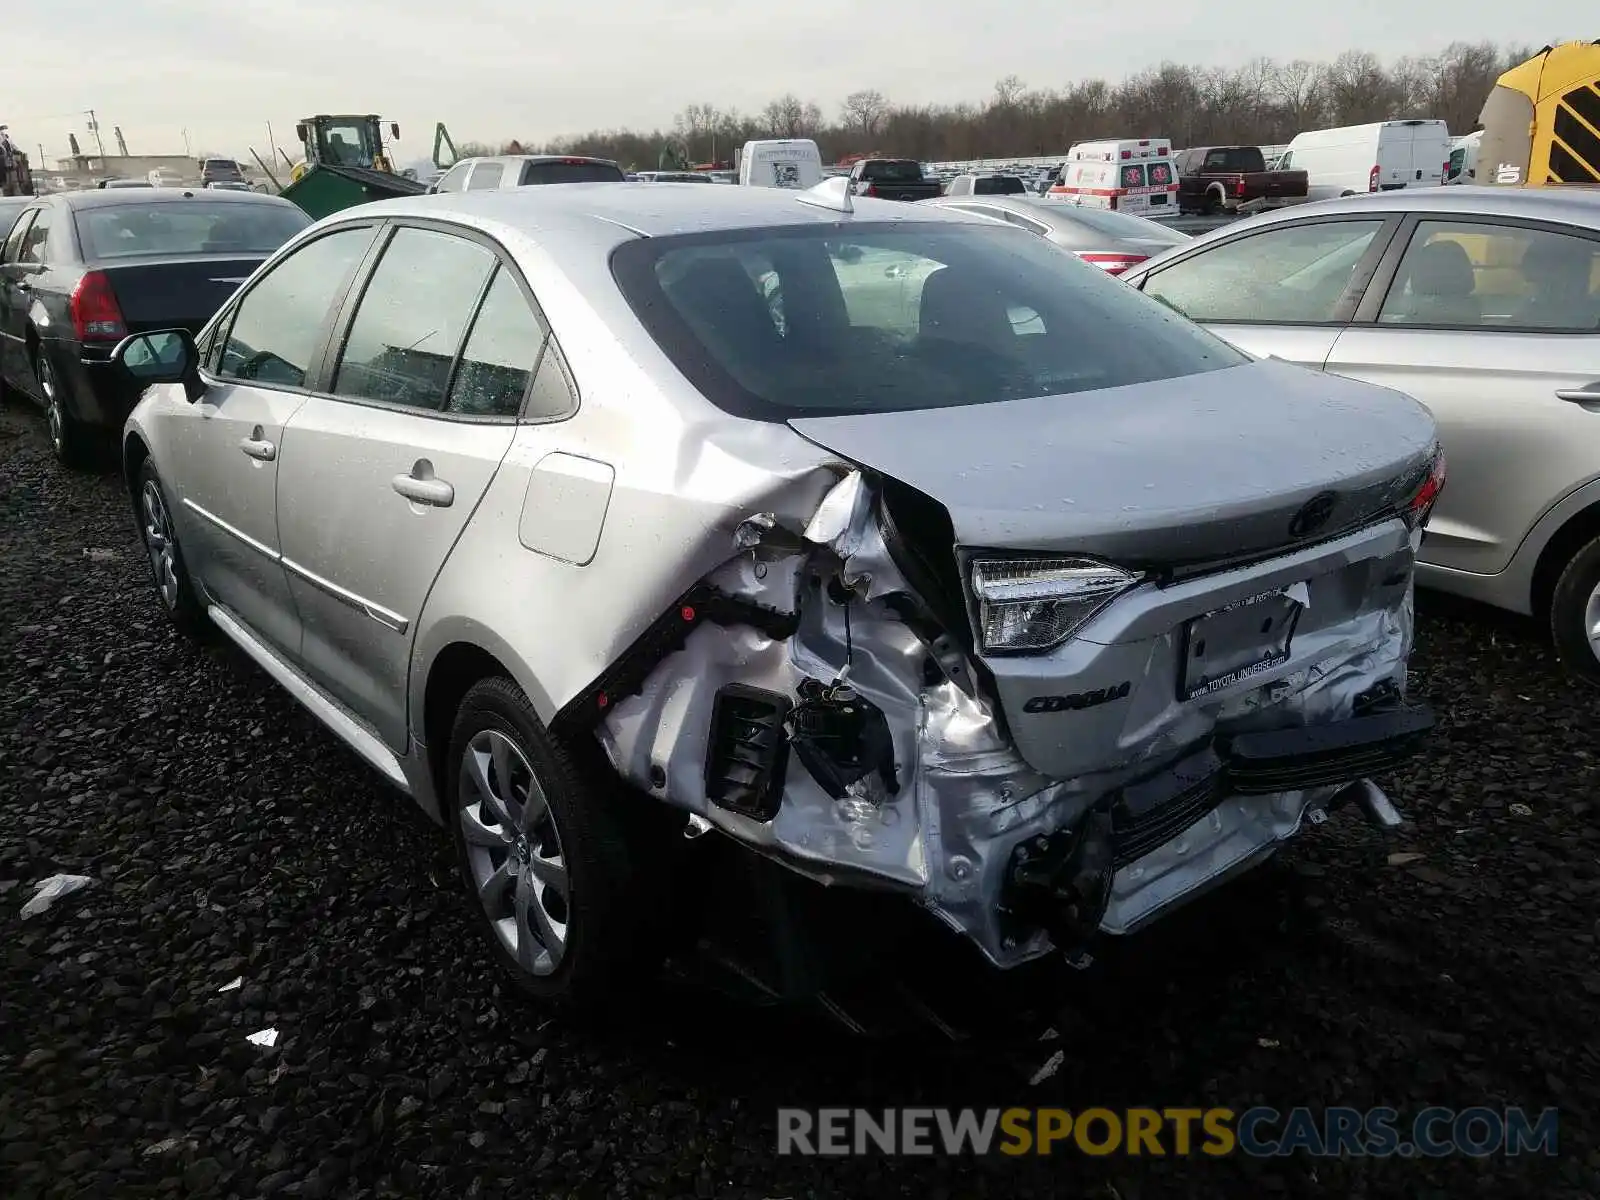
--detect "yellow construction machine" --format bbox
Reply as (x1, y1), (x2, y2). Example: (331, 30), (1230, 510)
(288, 114), (401, 182)
(1477, 40), (1600, 186)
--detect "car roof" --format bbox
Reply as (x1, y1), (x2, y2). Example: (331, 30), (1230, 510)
(456, 154), (618, 166)
(55, 188), (302, 210)
(1242, 185), (1600, 229)
(343, 181), (977, 250)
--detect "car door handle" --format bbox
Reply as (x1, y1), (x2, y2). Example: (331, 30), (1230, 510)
(392, 466), (454, 507)
(1556, 386), (1600, 404)
(239, 435), (276, 461)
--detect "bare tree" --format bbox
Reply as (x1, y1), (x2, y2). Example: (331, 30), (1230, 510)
(840, 90), (889, 139)
(992, 75), (1027, 108)
(1271, 60), (1326, 131)
(761, 94), (823, 138)
(519, 41), (1537, 172)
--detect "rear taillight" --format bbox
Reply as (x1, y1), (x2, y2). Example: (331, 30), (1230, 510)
(1235, 177), (1247, 197)
(70, 271), (127, 342)
(1076, 252), (1148, 276)
(859, 183), (877, 197)
(1401, 444), (1447, 530)
(1368, 164), (1380, 192)
(1108, 195), (1119, 211)
(1442, 160), (1450, 183)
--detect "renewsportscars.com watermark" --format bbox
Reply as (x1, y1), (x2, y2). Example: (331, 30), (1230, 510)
(777, 1106), (1560, 1158)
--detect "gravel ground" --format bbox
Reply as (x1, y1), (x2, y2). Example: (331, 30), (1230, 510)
(2, 402), (1597, 1199)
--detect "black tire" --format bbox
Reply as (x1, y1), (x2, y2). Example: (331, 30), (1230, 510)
(35, 345), (90, 469)
(135, 459), (208, 638)
(1549, 534), (1600, 688)
(447, 676), (660, 1005)
(1202, 189), (1221, 216)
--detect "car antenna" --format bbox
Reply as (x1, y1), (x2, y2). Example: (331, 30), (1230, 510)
(796, 181), (853, 215)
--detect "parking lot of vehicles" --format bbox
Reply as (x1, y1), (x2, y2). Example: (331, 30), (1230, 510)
(1122, 186), (1600, 684)
(0, 188), (310, 465)
(109, 184), (1445, 1000)
(1175, 145), (1309, 215)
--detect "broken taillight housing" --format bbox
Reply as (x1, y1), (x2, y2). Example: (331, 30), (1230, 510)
(1400, 444), (1446, 530)
(970, 557), (1140, 652)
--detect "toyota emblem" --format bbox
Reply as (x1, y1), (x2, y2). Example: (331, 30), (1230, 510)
(1288, 491), (1338, 539)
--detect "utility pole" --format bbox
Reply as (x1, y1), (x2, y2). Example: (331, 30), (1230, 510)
(86, 110), (106, 159)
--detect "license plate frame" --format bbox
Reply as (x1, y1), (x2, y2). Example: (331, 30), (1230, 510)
(1178, 588), (1303, 701)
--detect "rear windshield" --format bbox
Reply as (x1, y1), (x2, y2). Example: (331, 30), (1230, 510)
(611, 221), (1244, 421)
(974, 176), (1026, 195)
(204, 160), (240, 172)
(76, 201), (311, 260)
(861, 160), (925, 182)
(522, 160), (626, 185)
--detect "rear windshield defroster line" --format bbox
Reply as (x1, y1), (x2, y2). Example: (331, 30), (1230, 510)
(608, 220), (1245, 423)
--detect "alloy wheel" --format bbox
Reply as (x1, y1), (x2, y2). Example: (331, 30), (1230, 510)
(458, 728), (571, 976)
(141, 479), (180, 611)
(38, 356), (63, 455)
(1585, 581), (1600, 667)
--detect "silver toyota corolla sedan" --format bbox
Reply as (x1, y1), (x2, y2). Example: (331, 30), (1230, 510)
(1119, 187), (1600, 685)
(112, 183), (1443, 1004)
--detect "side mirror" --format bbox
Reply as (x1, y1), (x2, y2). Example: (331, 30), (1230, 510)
(390, 122), (400, 140)
(295, 123), (308, 144)
(112, 329), (205, 402)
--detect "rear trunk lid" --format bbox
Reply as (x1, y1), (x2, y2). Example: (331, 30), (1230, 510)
(787, 356), (1436, 570)
(97, 256), (265, 335)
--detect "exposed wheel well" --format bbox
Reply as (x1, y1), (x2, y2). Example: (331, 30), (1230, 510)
(123, 433), (150, 504)
(1530, 501), (1600, 623)
(423, 642), (513, 803)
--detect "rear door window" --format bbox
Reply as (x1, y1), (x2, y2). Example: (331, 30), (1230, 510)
(1119, 163), (1148, 190)
(445, 267), (551, 418)
(467, 163), (504, 190)
(1377, 219), (1600, 331)
(333, 226), (496, 409)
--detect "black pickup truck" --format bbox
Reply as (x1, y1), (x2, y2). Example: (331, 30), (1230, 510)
(846, 158), (941, 201)
(1175, 146), (1308, 215)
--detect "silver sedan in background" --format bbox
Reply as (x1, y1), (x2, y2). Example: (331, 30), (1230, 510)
(922, 194), (1191, 275)
(1119, 187), (1600, 684)
(114, 184), (1440, 1005)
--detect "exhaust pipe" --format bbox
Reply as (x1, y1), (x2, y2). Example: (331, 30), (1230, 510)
(1333, 778), (1405, 830)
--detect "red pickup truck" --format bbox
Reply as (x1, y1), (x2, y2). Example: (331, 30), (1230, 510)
(1175, 146), (1308, 215)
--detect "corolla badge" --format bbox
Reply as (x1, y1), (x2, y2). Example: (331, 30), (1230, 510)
(1288, 491), (1338, 539)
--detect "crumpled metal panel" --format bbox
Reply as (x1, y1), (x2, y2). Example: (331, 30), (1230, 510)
(597, 472), (1421, 968)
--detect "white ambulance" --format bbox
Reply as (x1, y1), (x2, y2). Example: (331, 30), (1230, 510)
(1048, 138), (1178, 216)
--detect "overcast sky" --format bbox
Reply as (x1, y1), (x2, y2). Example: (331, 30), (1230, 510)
(5, 0), (1590, 162)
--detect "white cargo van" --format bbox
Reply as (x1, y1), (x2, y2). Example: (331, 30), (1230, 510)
(737, 139), (824, 189)
(1447, 130), (1482, 183)
(1047, 138), (1178, 216)
(1279, 120), (1450, 200)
